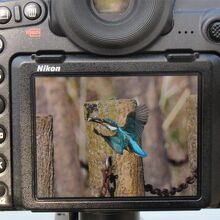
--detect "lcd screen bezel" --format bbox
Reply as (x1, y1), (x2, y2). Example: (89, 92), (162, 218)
(32, 73), (201, 200)
(11, 54), (215, 211)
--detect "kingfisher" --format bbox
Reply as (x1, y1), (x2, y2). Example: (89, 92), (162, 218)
(88, 105), (148, 158)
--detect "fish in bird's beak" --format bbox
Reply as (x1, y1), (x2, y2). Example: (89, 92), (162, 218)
(88, 117), (104, 124)
(88, 117), (117, 131)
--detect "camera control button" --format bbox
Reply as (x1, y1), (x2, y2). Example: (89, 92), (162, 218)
(208, 21), (220, 43)
(0, 183), (6, 197)
(24, 3), (41, 20)
(0, 39), (4, 53)
(0, 97), (5, 114)
(0, 69), (5, 84)
(0, 156), (6, 173)
(0, 7), (11, 24)
(0, 127), (6, 144)
(14, 6), (22, 22)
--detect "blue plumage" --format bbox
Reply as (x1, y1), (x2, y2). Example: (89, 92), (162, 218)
(89, 105), (148, 158)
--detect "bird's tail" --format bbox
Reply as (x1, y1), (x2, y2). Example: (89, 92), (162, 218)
(128, 138), (148, 158)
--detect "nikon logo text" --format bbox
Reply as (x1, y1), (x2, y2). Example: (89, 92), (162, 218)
(37, 65), (61, 72)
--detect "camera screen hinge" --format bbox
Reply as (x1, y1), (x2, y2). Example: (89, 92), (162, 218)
(166, 52), (200, 62)
(32, 54), (66, 64)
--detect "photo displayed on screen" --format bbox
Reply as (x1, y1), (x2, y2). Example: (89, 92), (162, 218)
(35, 75), (198, 198)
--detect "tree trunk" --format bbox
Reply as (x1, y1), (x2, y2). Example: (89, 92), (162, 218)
(36, 78), (83, 197)
(36, 115), (54, 198)
(84, 99), (145, 197)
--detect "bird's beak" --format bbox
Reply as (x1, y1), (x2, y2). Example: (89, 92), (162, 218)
(88, 117), (104, 124)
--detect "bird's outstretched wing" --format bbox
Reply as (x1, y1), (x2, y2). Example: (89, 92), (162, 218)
(122, 105), (149, 141)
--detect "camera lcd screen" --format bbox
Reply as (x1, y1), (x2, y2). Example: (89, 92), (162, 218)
(35, 75), (199, 199)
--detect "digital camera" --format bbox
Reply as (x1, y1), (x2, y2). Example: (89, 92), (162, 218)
(0, 0), (220, 213)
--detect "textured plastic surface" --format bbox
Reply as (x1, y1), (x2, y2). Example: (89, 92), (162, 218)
(51, 0), (174, 55)
(208, 22), (220, 42)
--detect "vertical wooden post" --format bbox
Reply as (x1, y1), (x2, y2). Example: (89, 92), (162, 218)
(36, 78), (83, 197)
(36, 115), (54, 198)
(84, 99), (145, 197)
(186, 95), (197, 195)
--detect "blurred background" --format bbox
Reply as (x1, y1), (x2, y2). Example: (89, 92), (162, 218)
(36, 75), (198, 198)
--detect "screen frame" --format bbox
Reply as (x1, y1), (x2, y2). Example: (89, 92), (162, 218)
(11, 54), (219, 211)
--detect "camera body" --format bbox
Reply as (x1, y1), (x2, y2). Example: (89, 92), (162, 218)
(0, 0), (219, 212)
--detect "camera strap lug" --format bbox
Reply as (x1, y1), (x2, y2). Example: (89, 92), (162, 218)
(32, 54), (66, 63)
(166, 52), (200, 62)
